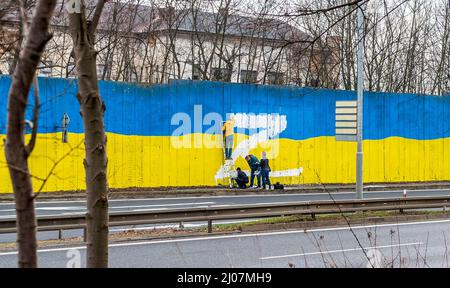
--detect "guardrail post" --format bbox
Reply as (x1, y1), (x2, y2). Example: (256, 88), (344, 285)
(311, 213), (316, 220)
(399, 199), (405, 214)
(83, 227), (87, 242)
(207, 220), (213, 233)
(58, 229), (63, 240)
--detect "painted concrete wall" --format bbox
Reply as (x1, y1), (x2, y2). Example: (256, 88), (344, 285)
(1, 76), (449, 193)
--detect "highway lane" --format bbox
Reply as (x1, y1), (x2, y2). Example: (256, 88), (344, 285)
(1, 188), (450, 219)
(1, 188), (449, 244)
(0, 219), (449, 268)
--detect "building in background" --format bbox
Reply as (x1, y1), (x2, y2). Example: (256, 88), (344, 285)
(0, 1), (340, 88)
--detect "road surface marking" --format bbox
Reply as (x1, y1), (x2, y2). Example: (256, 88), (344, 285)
(1, 188), (449, 206)
(0, 219), (448, 256)
(2, 188), (449, 208)
(131, 208), (168, 212)
(109, 202), (216, 209)
(260, 242), (423, 260)
(0, 202), (218, 218)
(36, 207), (84, 211)
(0, 192), (444, 220)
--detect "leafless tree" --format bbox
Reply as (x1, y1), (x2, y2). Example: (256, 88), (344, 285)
(67, 0), (110, 268)
(5, 0), (57, 268)
(3, 0), (447, 94)
(286, 0), (449, 94)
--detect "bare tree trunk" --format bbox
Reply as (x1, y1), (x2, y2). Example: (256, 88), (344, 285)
(5, 0), (57, 268)
(67, 0), (109, 268)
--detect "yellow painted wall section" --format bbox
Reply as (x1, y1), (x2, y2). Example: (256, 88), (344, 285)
(1, 133), (450, 193)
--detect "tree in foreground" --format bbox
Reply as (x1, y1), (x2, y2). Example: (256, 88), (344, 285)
(67, 0), (110, 268)
(5, 0), (58, 268)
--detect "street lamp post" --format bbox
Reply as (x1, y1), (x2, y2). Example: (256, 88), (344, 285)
(356, 2), (365, 199)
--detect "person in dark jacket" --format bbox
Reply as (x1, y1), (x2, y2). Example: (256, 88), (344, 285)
(260, 151), (272, 189)
(232, 168), (249, 189)
(245, 154), (261, 188)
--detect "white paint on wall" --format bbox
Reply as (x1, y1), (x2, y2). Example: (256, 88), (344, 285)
(270, 168), (304, 178)
(238, 168), (303, 178)
(215, 113), (303, 181)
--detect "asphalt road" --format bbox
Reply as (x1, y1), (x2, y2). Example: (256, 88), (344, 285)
(1, 188), (449, 244)
(1, 219), (449, 268)
(1, 188), (450, 219)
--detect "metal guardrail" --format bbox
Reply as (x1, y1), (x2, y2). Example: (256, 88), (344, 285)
(0, 196), (449, 235)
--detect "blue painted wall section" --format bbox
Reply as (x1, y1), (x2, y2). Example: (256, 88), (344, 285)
(0, 76), (449, 192)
